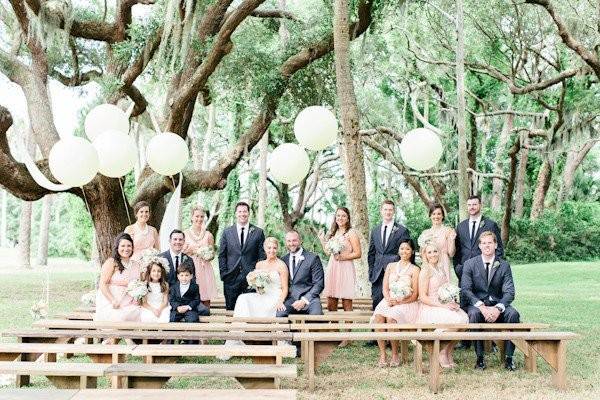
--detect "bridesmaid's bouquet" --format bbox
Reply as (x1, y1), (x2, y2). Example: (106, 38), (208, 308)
(196, 245), (215, 261)
(437, 283), (461, 304)
(389, 276), (412, 300)
(127, 279), (149, 302)
(326, 236), (345, 255)
(140, 248), (160, 265)
(246, 270), (272, 295)
(80, 290), (96, 307)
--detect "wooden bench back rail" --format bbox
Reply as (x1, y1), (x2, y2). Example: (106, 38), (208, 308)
(290, 322), (548, 331)
(293, 331), (577, 341)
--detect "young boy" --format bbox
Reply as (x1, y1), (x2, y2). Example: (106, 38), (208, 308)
(169, 264), (202, 326)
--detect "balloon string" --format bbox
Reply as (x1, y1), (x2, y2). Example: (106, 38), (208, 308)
(118, 178), (132, 224)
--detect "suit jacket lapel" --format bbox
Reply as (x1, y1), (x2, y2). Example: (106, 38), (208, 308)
(488, 257), (500, 287)
(374, 224), (383, 252)
(230, 225), (242, 250)
(175, 283), (182, 300)
(293, 255), (305, 282)
(241, 225), (254, 252)
(472, 217), (487, 247)
(384, 222), (401, 252)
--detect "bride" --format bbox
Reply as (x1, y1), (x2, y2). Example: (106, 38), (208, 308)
(219, 237), (288, 359)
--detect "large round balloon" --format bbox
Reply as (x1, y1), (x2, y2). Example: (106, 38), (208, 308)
(49, 136), (99, 187)
(92, 130), (137, 178)
(269, 143), (310, 185)
(146, 132), (189, 176)
(84, 104), (129, 141)
(294, 106), (338, 151)
(399, 128), (443, 171)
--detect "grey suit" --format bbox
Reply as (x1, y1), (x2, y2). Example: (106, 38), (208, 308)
(367, 222), (411, 310)
(277, 249), (325, 317)
(461, 255), (520, 358)
(218, 224), (266, 310)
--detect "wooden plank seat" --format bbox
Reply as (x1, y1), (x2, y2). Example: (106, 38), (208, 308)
(34, 320), (291, 332)
(0, 389), (297, 400)
(199, 316), (289, 324)
(104, 362), (297, 389)
(0, 343), (132, 363)
(293, 331), (578, 393)
(0, 361), (108, 389)
(287, 314), (372, 323)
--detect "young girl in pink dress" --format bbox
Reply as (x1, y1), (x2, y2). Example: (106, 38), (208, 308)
(417, 203), (456, 281)
(320, 207), (362, 314)
(371, 239), (420, 367)
(417, 242), (468, 368)
(182, 206), (218, 307)
(125, 201), (160, 261)
(94, 233), (141, 323)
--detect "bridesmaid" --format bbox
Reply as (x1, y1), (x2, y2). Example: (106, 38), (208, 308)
(182, 206), (219, 308)
(319, 207), (362, 312)
(94, 233), (141, 323)
(418, 203), (456, 280)
(417, 243), (468, 368)
(125, 201), (160, 260)
(371, 239), (420, 367)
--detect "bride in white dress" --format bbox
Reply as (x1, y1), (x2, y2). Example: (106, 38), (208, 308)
(219, 237), (288, 359)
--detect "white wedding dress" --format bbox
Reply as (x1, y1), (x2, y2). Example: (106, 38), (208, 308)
(218, 269), (282, 360)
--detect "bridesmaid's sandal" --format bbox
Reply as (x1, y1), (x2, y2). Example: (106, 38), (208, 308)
(389, 359), (400, 367)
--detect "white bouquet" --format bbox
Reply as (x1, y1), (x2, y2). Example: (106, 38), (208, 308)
(127, 279), (148, 302)
(326, 236), (345, 255)
(417, 231), (435, 248)
(389, 276), (412, 300)
(80, 290), (96, 307)
(246, 270), (272, 295)
(437, 283), (460, 304)
(140, 248), (160, 266)
(196, 245), (215, 261)
(30, 300), (48, 320)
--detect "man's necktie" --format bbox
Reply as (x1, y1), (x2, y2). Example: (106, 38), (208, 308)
(291, 255), (296, 279)
(382, 225), (388, 248)
(175, 255), (180, 270)
(485, 262), (491, 284)
(471, 220), (477, 240)
(240, 227), (245, 248)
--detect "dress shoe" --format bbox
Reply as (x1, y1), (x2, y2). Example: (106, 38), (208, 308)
(456, 341), (471, 350)
(364, 340), (378, 347)
(475, 357), (486, 370)
(504, 358), (516, 371)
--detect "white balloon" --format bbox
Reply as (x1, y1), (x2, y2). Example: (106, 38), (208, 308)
(269, 143), (310, 185)
(294, 106), (338, 151)
(49, 137), (99, 187)
(399, 128), (443, 171)
(93, 130), (137, 178)
(84, 104), (129, 141)
(146, 132), (190, 176)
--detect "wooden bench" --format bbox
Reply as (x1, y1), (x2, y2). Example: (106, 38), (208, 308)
(0, 389), (297, 400)
(0, 361), (108, 389)
(199, 316), (289, 324)
(293, 331), (578, 393)
(104, 362), (297, 389)
(34, 320), (291, 332)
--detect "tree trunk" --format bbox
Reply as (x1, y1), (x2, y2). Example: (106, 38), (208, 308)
(334, 0), (370, 296)
(0, 189), (7, 247)
(513, 141), (529, 217)
(455, 0), (470, 219)
(501, 140), (520, 244)
(17, 199), (33, 269)
(35, 195), (52, 266)
(557, 140), (597, 204)
(491, 104), (514, 210)
(257, 134), (268, 227)
(530, 158), (553, 220)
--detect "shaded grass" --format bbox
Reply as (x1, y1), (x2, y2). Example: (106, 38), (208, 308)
(0, 261), (599, 398)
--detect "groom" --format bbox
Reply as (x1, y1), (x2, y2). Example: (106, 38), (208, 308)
(276, 230), (324, 317)
(218, 201), (266, 310)
(461, 231), (520, 371)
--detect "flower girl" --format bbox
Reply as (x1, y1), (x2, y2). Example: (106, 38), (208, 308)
(140, 261), (171, 323)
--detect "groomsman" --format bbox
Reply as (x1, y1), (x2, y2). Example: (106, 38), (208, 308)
(367, 200), (411, 310)
(218, 202), (266, 310)
(461, 231), (520, 371)
(454, 195), (504, 290)
(277, 230), (325, 317)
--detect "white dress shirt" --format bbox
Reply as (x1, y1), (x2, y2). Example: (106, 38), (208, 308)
(288, 248), (310, 306)
(170, 250), (182, 269)
(236, 223), (250, 244)
(381, 221), (394, 246)
(179, 282), (190, 297)
(468, 215), (482, 239)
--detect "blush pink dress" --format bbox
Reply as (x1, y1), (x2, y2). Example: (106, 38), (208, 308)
(94, 261), (141, 322)
(129, 224), (159, 261)
(323, 232), (356, 300)
(416, 266), (468, 324)
(183, 228), (218, 301)
(371, 262), (420, 323)
(418, 226), (456, 281)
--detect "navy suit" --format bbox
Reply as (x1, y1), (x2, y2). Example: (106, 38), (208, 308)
(277, 250), (325, 317)
(461, 255), (520, 358)
(161, 251), (195, 287)
(367, 222), (411, 310)
(218, 224), (266, 310)
(169, 281), (209, 323)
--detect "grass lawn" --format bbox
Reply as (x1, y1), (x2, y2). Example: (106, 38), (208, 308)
(0, 260), (599, 399)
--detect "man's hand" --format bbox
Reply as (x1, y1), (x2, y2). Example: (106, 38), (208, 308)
(292, 299), (307, 311)
(478, 305), (492, 321)
(177, 305), (189, 313)
(487, 307), (501, 322)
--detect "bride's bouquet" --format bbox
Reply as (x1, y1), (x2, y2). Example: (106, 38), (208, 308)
(246, 270), (272, 295)
(326, 236), (345, 255)
(389, 276), (412, 300)
(196, 245), (215, 261)
(127, 279), (149, 302)
(437, 283), (460, 304)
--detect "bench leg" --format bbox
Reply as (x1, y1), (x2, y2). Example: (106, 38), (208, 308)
(308, 340), (315, 391)
(400, 341), (409, 364)
(428, 340), (441, 393)
(413, 340), (423, 374)
(529, 340), (567, 390)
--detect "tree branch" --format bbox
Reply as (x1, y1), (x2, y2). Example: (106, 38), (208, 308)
(250, 9), (298, 20)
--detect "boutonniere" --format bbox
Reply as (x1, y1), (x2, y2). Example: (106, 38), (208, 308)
(391, 225), (399, 234)
(297, 255), (305, 263)
(479, 220), (485, 229)
(493, 260), (500, 269)
(248, 226), (255, 235)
